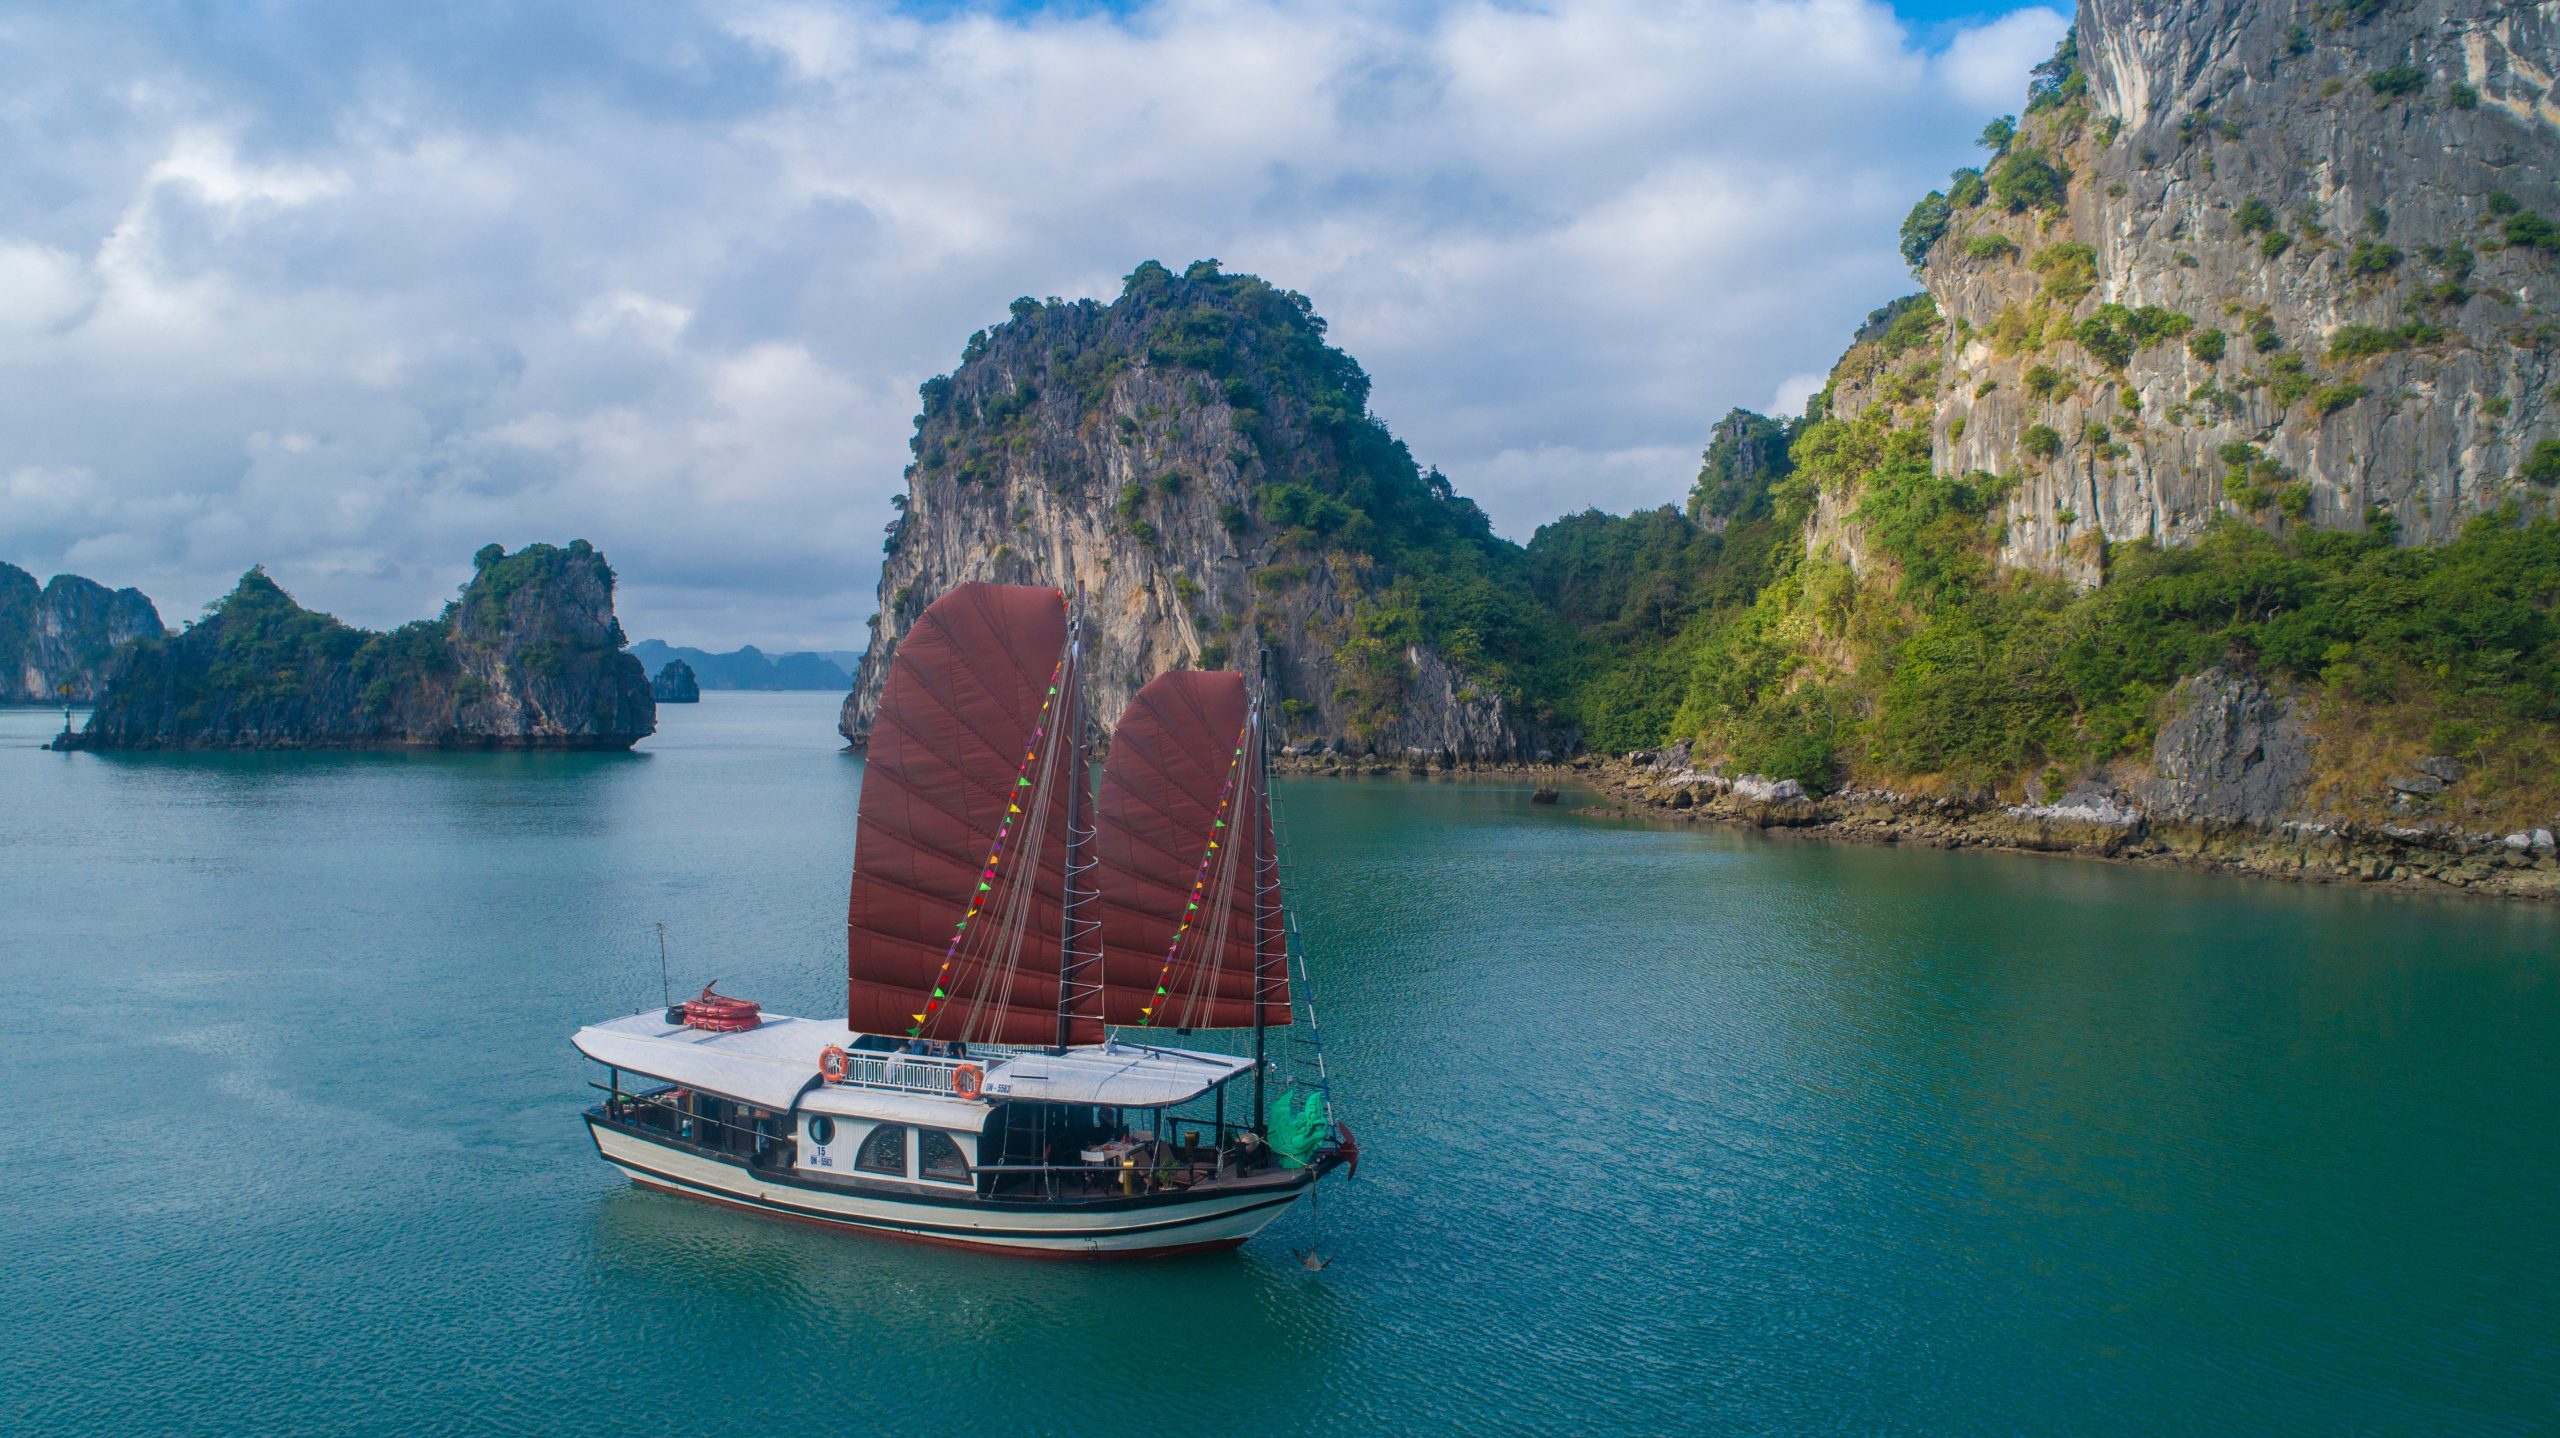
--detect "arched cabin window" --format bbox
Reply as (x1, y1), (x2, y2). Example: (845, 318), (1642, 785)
(918, 1129), (970, 1183)
(805, 1115), (835, 1146)
(856, 1123), (908, 1177)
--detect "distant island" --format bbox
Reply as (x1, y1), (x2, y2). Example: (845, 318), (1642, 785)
(650, 659), (700, 703)
(2, 561), (164, 704)
(628, 640), (854, 691)
(59, 541), (655, 751)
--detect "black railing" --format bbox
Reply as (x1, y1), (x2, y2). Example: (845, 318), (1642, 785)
(593, 1084), (1318, 1199)
(593, 1083), (794, 1169)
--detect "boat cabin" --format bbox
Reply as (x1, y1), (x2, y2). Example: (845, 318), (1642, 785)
(575, 1008), (1293, 1202)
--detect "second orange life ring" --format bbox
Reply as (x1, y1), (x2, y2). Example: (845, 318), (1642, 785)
(951, 1063), (985, 1100)
(819, 1045), (851, 1083)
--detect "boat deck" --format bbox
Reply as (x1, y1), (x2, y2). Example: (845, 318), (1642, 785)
(587, 1098), (1312, 1210)
(573, 1008), (1255, 1113)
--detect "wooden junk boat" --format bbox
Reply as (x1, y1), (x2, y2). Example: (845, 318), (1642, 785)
(573, 583), (1354, 1257)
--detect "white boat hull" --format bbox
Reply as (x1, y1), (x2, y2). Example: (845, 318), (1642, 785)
(587, 1118), (1311, 1258)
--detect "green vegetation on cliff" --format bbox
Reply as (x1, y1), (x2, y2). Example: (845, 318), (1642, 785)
(1523, 412), (1803, 751)
(1513, 351), (2560, 817)
(1581, 404), (2560, 812)
(1123, 262), (1577, 726)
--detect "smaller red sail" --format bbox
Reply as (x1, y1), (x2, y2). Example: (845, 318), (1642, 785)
(847, 583), (1092, 1046)
(1095, 670), (1289, 1030)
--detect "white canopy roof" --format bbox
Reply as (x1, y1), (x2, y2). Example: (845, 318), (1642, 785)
(572, 1009), (1254, 1113)
(574, 1011), (836, 1111)
(979, 1043), (1254, 1109)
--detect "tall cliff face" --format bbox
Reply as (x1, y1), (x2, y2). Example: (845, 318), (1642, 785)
(0, 562), (165, 703)
(445, 543), (655, 745)
(67, 542), (653, 750)
(842, 263), (1565, 759)
(1599, 3), (2560, 835)
(1870, 0), (2560, 585)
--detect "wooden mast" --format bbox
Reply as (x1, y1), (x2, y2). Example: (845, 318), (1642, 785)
(1250, 658), (1272, 1133)
(1055, 584), (1093, 1051)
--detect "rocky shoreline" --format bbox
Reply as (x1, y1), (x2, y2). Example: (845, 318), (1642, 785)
(1272, 749), (2560, 905)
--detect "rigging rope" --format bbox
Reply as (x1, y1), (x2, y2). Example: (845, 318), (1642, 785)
(1136, 720), (1250, 1028)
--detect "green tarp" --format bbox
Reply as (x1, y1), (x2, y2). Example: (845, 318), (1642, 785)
(1267, 1089), (1329, 1169)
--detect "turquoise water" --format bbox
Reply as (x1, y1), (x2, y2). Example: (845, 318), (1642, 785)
(4, 693), (2555, 1435)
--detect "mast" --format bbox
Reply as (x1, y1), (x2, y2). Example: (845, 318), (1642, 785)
(1055, 584), (1093, 1051)
(1250, 691), (1269, 1133)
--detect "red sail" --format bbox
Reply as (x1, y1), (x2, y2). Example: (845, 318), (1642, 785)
(847, 583), (1096, 1046)
(1095, 670), (1289, 1030)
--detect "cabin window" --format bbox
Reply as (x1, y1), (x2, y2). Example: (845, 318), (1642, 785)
(806, 1116), (835, 1146)
(856, 1123), (909, 1177)
(918, 1129), (970, 1183)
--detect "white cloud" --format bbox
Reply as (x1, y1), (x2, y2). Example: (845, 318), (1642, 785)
(0, 0), (2065, 648)
(0, 241), (94, 333)
(148, 128), (347, 210)
(1770, 371), (1830, 420)
(1935, 7), (2070, 115)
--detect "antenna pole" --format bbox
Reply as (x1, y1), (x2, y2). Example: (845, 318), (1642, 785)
(657, 922), (671, 1009)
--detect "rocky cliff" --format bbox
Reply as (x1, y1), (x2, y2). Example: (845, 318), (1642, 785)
(63, 542), (654, 750)
(842, 262), (1566, 760)
(0, 562), (164, 703)
(1532, 0), (2560, 876)
(1875, 0), (2559, 584)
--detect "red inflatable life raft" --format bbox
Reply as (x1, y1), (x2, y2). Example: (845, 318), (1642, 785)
(679, 983), (762, 1033)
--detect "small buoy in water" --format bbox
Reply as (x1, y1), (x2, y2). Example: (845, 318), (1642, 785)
(1294, 1247), (1331, 1272)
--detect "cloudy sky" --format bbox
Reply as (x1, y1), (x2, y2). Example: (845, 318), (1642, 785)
(0, 0), (2065, 651)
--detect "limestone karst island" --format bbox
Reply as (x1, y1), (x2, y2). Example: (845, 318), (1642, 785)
(844, 6), (2560, 899)
(7, 1), (2558, 1434)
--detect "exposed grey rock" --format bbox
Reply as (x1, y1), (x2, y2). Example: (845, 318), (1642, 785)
(1822, 0), (2560, 589)
(2415, 756), (2464, 784)
(2141, 665), (2312, 827)
(0, 562), (164, 703)
(2006, 784), (2145, 828)
(841, 270), (1536, 759)
(1731, 775), (1808, 803)
(2388, 773), (2447, 796)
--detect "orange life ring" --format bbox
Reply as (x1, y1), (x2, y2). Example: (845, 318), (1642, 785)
(951, 1063), (985, 1100)
(819, 1045), (851, 1083)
